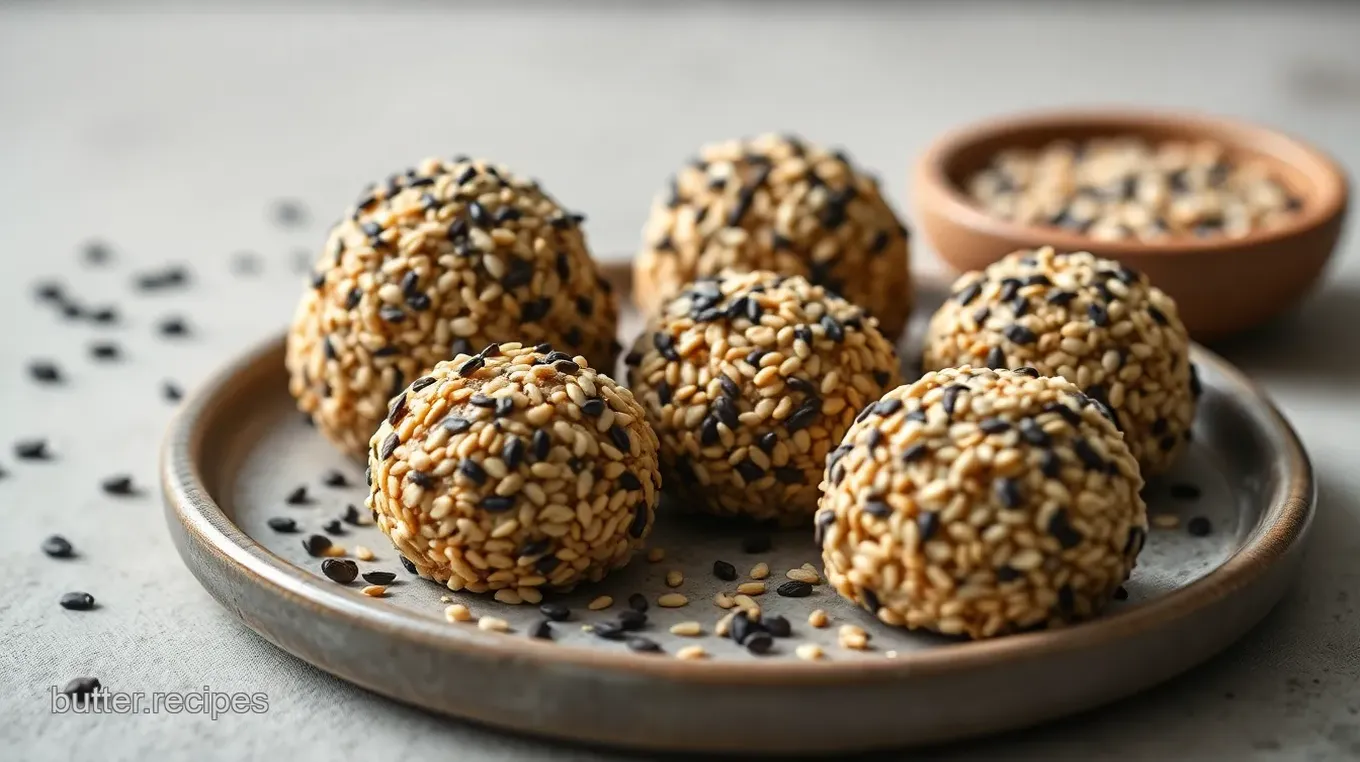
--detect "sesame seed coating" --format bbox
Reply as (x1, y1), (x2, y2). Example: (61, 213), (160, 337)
(365, 343), (660, 598)
(818, 366), (1147, 639)
(633, 133), (913, 338)
(923, 247), (1196, 476)
(626, 270), (900, 523)
(287, 157), (620, 457)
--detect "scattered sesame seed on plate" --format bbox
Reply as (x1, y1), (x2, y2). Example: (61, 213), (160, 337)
(1152, 513), (1181, 529)
(361, 571), (395, 585)
(657, 593), (689, 608)
(477, 616), (510, 632)
(646, 547), (666, 563)
(796, 643), (824, 661)
(749, 562), (770, 580)
(669, 621), (703, 637)
(808, 609), (829, 628)
(360, 584), (387, 597)
(42, 535), (74, 558)
(445, 603), (473, 622)
(736, 581), (767, 596)
(322, 558), (358, 584)
(60, 591), (96, 611)
(675, 645), (707, 660)
(665, 570), (684, 588)
(354, 545), (374, 561)
(587, 595), (613, 611)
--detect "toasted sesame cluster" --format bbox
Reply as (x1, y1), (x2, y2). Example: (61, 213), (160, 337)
(626, 270), (901, 523)
(967, 136), (1302, 241)
(923, 247), (1196, 476)
(633, 133), (913, 338)
(818, 367), (1148, 639)
(287, 157), (621, 457)
(365, 343), (660, 602)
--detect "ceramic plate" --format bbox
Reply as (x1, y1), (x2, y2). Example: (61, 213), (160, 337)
(162, 267), (1313, 753)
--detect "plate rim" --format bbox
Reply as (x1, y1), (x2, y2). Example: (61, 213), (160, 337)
(162, 328), (1315, 688)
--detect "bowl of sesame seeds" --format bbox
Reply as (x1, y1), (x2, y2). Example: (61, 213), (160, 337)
(913, 109), (1348, 339)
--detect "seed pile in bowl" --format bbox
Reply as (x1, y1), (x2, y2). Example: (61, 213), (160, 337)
(966, 136), (1302, 241)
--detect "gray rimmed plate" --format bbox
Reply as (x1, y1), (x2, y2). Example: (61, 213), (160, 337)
(161, 267), (1313, 754)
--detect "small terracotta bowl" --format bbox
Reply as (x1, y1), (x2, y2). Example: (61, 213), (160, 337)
(913, 109), (1348, 339)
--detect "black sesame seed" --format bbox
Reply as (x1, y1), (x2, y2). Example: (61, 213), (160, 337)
(323, 519), (344, 537)
(1046, 290), (1076, 306)
(1004, 323), (1037, 345)
(745, 632), (775, 655)
(1043, 402), (1083, 428)
(1039, 450), (1061, 478)
(469, 393), (495, 408)
(985, 346), (1007, 369)
(618, 609), (648, 631)
(913, 510), (942, 544)
(820, 315), (845, 342)
(29, 361), (62, 383)
(901, 443), (929, 463)
(864, 499), (891, 519)
(1057, 585), (1075, 615)
(344, 504), (365, 526)
(625, 636), (662, 653)
(700, 416), (720, 446)
(785, 402), (819, 433)
(378, 305), (406, 323)
(873, 399), (903, 417)
(1018, 419), (1051, 447)
(729, 610), (756, 645)
(592, 621), (627, 641)
(763, 615), (792, 638)
(553, 359), (580, 375)
(399, 556), (418, 575)
(1012, 366), (1039, 378)
(42, 535), (74, 558)
(459, 459), (488, 485)
(266, 516), (298, 533)
(734, 460), (765, 483)
(773, 467), (802, 484)
(441, 416), (472, 436)
(941, 384), (966, 416)
(741, 534), (771, 554)
(861, 589), (880, 614)
(1048, 510), (1083, 549)
(531, 429), (551, 461)
(16, 439), (51, 461)
(628, 503), (649, 538)
(1170, 482), (1202, 500)
(494, 397), (514, 418)
(379, 432), (400, 460)
(997, 278), (1020, 302)
(955, 281), (982, 306)
(1187, 516), (1213, 537)
(713, 560), (737, 581)
(580, 398), (606, 417)
(285, 485), (309, 505)
(101, 475), (135, 496)
(995, 478), (1023, 509)
(814, 510), (836, 545)
(1072, 438), (1106, 470)
(995, 565), (1021, 583)
(60, 591), (96, 611)
(303, 534), (332, 557)
(1189, 363), (1202, 398)
(1147, 306), (1168, 325)
(623, 592), (649, 614)
(979, 417), (1011, 434)
(539, 602), (570, 622)
(1114, 586), (1129, 601)
(89, 306), (118, 324)
(653, 331), (678, 361)
(607, 425), (631, 454)
(322, 558), (358, 584)
(777, 580), (813, 598)
(387, 394), (408, 426)
(481, 496), (515, 513)
(408, 471), (433, 489)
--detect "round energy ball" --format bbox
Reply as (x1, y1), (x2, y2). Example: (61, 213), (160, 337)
(633, 133), (913, 338)
(287, 156), (621, 457)
(817, 366), (1148, 639)
(626, 269), (901, 523)
(366, 342), (660, 602)
(922, 246), (1197, 476)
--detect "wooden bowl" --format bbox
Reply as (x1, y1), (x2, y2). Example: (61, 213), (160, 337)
(912, 109), (1349, 340)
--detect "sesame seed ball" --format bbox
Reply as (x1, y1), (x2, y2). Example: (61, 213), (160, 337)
(817, 367), (1148, 639)
(922, 247), (1196, 476)
(287, 157), (621, 457)
(633, 133), (913, 338)
(366, 343), (660, 599)
(625, 269), (901, 524)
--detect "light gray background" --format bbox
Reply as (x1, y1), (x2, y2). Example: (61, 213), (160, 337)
(1, 2), (1358, 759)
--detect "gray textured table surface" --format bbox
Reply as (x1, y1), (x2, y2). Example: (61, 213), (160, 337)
(2, 2), (1358, 760)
